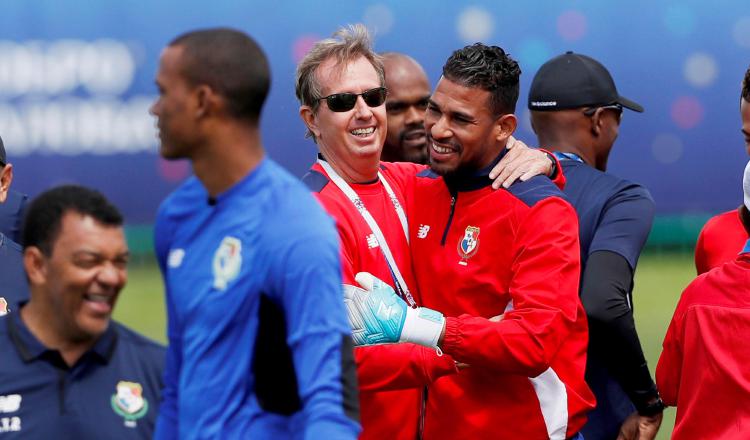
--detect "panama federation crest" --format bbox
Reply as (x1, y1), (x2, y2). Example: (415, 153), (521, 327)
(111, 381), (148, 427)
(212, 236), (242, 291)
(0, 297), (9, 316)
(457, 226), (480, 266)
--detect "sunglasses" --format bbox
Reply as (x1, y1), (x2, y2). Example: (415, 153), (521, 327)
(318, 87), (388, 112)
(583, 103), (624, 121)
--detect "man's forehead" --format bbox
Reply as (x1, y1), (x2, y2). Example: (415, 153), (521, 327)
(52, 212), (125, 249)
(317, 55), (379, 93)
(433, 77), (487, 107)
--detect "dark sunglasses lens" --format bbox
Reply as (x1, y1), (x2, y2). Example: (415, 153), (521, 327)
(327, 93), (357, 112)
(362, 88), (387, 107)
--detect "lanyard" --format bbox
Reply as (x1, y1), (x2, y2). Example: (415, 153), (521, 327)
(742, 239), (750, 254)
(317, 159), (416, 307)
(553, 152), (585, 163)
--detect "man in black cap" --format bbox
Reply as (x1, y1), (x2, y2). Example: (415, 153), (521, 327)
(0, 135), (28, 317)
(528, 52), (663, 440)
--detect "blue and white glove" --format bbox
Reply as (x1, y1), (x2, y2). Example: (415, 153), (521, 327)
(343, 272), (445, 348)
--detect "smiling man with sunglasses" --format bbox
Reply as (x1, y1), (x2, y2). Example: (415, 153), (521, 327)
(529, 52), (663, 440)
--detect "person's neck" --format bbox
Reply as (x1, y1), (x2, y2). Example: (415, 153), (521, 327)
(537, 134), (595, 167)
(192, 125), (265, 197)
(319, 149), (380, 183)
(21, 299), (96, 367)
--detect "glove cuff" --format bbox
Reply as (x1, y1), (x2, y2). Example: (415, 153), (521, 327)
(401, 306), (445, 347)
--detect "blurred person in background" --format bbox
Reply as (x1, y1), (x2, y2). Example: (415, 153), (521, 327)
(694, 65), (750, 275)
(151, 28), (359, 439)
(381, 52), (431, 164)
(0, 185), (164, 439)
(0, 136), (27, 243)
(297, 25), (560, 440)
(656, 159), (750, 440)
(0, 135), (28, 317)
(528, 52), (663, 440)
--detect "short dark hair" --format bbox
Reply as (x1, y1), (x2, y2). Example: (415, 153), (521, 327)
(442, 43), (521, 116)
(22, 185), (123, 256)
(170, 28), (271, 121)
(743, 65), (750, 102)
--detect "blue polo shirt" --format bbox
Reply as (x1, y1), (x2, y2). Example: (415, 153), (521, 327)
(0, 307), (165, 439)
(0, 232), (28, 315)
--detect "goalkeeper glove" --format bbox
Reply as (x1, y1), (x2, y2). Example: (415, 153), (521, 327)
(343, 272), (445, 348)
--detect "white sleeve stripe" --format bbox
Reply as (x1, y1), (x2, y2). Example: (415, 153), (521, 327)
(529, 367), (569, 440)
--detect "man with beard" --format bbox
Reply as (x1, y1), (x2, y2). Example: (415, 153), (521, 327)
(151, 28), (359, 439)
(347, 43), (594, 439)
(381, 52), (431, 164)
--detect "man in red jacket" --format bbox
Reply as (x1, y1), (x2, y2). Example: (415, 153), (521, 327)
(295, 25), (562, 440)
(657, 160), (750, 440)
(694, 65), (750, 274)
(349, 43), (594, 439)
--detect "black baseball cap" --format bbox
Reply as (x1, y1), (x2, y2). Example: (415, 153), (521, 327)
(528, 51), (643, 113)
(0, 135), (5, 167)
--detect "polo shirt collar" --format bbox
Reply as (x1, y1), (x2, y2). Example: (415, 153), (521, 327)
(7, 302), (118, 366)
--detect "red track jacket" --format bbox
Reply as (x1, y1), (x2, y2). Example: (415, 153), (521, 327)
(405, 163), (594, 439)
(657, 245), (750, 440)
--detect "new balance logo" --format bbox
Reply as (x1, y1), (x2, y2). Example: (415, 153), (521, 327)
(366, 234), (379, 249)
(417, 225), (430, 239)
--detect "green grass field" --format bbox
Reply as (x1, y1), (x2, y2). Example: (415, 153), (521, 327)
(115, 252), (697, 439)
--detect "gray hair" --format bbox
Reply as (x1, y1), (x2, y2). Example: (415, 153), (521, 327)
(295, 24), (385, 140)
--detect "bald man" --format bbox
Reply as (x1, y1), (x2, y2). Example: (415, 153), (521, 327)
(381, 52), (431, 164)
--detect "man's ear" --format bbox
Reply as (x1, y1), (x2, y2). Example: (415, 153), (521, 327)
(24, 247), (48, 286)
(194, 85), (217, 119)
(299, 105), (321, 139)
(0, 163), (12, 204)
(589, 108), (604, 137)
(495, 113), (518, 143)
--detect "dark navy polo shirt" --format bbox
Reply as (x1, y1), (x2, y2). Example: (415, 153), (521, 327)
(0, 190), (27, 243)
(0, 233), (28, 315)
(558, 159), (654, 269)
(0, 308), (165, 439)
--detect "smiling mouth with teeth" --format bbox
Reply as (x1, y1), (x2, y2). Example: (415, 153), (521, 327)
(85, 293), (112, 303)
(432, 142), (454, 154)
(351, 127), (375, 137)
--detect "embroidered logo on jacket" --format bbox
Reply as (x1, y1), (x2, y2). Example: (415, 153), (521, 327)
(212, 236), (242, 290)
(457, 226), (480, 266)
(0, 297), (8, 316)
(366, 234), (379, 249)
(417, 225), (430, 239)
(111, 381), (149, 427)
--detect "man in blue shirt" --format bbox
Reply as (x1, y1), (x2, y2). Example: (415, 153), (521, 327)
(528, 52), (663, 440)
(151, 28), (360, 439)
(0, 135), (27, 316)
(0, 185), (165, 439)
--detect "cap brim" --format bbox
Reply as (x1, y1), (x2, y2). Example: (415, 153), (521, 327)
(617, 95), (644, 113)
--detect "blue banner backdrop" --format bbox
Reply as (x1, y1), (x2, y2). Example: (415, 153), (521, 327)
(1, 0), (748, 223)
